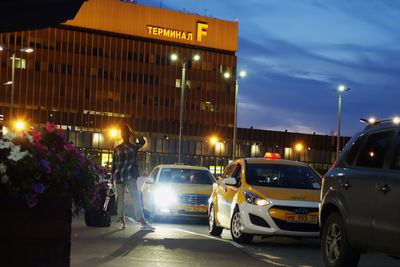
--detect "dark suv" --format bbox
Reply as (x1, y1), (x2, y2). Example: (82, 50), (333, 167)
(320, 118), (400, 267)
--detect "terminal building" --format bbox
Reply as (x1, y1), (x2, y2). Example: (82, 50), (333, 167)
(0, 0), (348, 175)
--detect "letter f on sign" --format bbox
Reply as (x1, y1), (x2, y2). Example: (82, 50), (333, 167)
(197, 22), (208, 42)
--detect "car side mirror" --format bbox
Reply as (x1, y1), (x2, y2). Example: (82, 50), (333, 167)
(145, 178), (155, 184)
(224, 177), (237, 186)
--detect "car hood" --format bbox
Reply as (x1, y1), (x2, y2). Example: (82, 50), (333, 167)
(251, 185), (320, 202)
(155, 183), (213, 195)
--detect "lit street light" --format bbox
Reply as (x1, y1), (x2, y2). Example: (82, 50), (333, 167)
(224, 70), (246, 160)
(334, 85), (351, 159)
(0, 45), (34, 124)
(171, 53), (200, 163)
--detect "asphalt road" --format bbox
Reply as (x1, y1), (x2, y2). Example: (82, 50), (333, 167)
(71, 214), (399, 267)
(151, 216), (400, 267)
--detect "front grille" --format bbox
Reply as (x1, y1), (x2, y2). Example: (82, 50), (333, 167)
(272, 205), (318, 214)
(272, 218), (319, 232)
(178, 210), (208, 215)
(178, 194), (209, 205)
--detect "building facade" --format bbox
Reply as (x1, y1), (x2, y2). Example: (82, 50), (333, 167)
(0, 0), (347, 175)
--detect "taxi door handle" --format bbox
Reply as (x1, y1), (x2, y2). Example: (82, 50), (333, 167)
(377, 184), (391, 193)
(223, 188), (227, 192)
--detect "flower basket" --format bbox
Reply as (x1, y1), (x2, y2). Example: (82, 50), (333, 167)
(0, 123), (107, 267)
(0, 192), (72, 267)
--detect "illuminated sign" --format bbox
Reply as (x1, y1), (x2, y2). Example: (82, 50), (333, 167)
(147, 22), (208, 42)
(197, 22), (208, 42)
(147, 25), (193, 41)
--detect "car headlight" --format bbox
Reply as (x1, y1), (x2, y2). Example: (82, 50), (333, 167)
(243, 191), (270, 206)
(154, 187), (177, 206)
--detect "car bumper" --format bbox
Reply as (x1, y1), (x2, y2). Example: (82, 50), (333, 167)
(154, 203), (208, 218)
(238, 199), (320, 237)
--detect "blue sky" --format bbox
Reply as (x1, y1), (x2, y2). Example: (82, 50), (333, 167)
(137, 0), (400, 137)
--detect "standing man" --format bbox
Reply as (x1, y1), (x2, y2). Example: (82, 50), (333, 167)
(110, 124), (154, 231)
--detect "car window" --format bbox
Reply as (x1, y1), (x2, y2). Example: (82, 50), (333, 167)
(158, 168), (214, 184)
(246, 164), (321, 189)
(222, 164), (236, 178)
(149, 167), (159, 179)
(355, 130), (394, 169)
(344, 134), (367, 166)
(390, 133), (400, 170)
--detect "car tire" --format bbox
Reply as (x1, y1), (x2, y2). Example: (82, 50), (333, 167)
(321, 212), (360, 267)
(230, 208), (253, 243)
(209, 204), (223, 236)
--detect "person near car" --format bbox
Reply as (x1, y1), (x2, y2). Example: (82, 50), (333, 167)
(110, 124), (154, 231)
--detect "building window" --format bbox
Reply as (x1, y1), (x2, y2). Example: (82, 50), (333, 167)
(143, 95), (147, 104)
(144, 74), (148, 84)
(12, 57), (26, 69)
(133, 72), (137, 82)
(35, 60), (40, 71)
(227, 85), (231, 94)
(176, 79), (181, 88)
(61, 64), (66, 74)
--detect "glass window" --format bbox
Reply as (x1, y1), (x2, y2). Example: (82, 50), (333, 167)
(222, 164), (235, 178)
(356, 131), (394, 169)
(390, 133), (400, 170)
(158, 168), (214, 184)
(246, 164), (321, 189)
(149, 167), (159, 179)
(344, 134), (367, 166)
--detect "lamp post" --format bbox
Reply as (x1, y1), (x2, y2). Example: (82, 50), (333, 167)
(224, 70), (246, 160)
(171, 53), (200, 163)
(0, 46), (34, 124)
(334, 85), (350, 159)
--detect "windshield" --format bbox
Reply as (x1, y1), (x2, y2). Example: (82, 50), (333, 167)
(158, 168), (215, 185)
(245, 164), (321, 189)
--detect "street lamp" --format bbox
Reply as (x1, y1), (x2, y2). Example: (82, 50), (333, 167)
(171, 53), (200, 163)
(224, 70), (246, 160)
(334, 85), (350, 159)
(0, 45), (34, 124)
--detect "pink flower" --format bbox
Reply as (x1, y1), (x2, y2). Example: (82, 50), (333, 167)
(59, 128), (65, 138)
(45, 122), (57, 133)
(26, 194), (38, 208)
(31, 129), (42, 144)
(57, 155), (63, 162)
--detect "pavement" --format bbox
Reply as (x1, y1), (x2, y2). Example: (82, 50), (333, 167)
(70, 216), (270, 267)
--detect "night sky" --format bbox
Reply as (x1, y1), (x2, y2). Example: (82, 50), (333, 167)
(137, 0), (400, 137)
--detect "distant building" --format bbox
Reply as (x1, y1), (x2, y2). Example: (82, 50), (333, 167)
(0, 0), (347, 175)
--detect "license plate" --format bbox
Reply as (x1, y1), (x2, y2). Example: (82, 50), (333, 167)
(184, 206), (207, 213)
(286, 213), (318, 224)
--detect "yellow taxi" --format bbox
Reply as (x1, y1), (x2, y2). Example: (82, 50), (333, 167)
(209, 153), (322, 243)
(141, 164), (216, 220)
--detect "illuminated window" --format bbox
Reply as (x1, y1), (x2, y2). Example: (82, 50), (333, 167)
(11, 57), (26, 69)
(176, 79), (181, 88)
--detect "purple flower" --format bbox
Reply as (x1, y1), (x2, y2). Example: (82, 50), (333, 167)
(33, 183), (45, 194)
(26, 194), (38, 208)
(39, 160), (49, 168)
(57, 155), (63, 162)
(34, 172), (41, 180)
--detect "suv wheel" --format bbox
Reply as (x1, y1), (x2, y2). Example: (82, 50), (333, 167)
(209, 204), (223, 236)
(230, 209), (253, 243)
(321, 212), (360, 267)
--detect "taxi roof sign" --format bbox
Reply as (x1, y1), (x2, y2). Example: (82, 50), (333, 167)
(264, 152), (281, 160)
